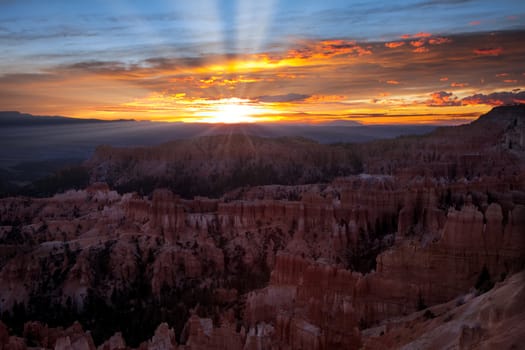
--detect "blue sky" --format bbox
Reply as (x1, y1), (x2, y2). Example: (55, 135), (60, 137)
(1, 0), (524, 67)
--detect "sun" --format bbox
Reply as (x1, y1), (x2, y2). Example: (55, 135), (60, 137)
(195, 98), (271, 123)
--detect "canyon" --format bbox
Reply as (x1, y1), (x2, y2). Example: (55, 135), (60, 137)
(0, 105), (524, 349)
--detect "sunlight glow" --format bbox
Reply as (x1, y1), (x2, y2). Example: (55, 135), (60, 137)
(193, 98), (274, 123)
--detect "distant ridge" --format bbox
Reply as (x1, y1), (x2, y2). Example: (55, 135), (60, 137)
(0, 111), (134, 126)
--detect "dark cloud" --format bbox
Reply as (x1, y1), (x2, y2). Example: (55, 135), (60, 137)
(461, 91), (525, 106)
(0, 73), (60, 84)
(63, 60), (132, 74)
(417, 0), (473, 7)
(106, 13), (183, 23)
(428, 90), (525, 107)
(256, 93), (310, 103)
(0, 26), (98, 41)
(144, 56), (208, 69)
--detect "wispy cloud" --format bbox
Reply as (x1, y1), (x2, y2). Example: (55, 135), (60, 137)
(256, 93), (310, 103)
(473, 47), (503, 56)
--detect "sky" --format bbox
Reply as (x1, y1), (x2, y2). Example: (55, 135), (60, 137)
(0, 0), (524, 124)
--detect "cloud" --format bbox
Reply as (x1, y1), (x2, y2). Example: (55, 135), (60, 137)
(440, 77), (449, 81)
(284, 40), (369, 60)
(300, 39), (372, 58)
(276, 73), (302, 79)
(428, 37), (451, 45)
(0, 26), (99, 42)
(65, 60), (128, 72)
(0, 73), (60, 84)
(256, 93), (310, 103)
(451, 82), (468, 87)
(386, 80), (400, 85)
(469, 20), (481, 26)
(410, 39), (426, 47)
(413, 47), (429, 53)
(461, 91), (525, 105)
(417, 0), (474, 6)
(144, 56), (207, 70)
(473, 48), (503, 56)
(385, 41), (405, 48)
(305, 95), (346, 103)
(401, 32), (433, 40)
(428, 91), (461, 106)
(198, 75), (267, 89)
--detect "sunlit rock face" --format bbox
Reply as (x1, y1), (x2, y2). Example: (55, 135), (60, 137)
(0, 105), (524, 349)
(361, 270), (525, 350)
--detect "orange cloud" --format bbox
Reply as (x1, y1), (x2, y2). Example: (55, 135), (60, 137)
(276, 73), (302, 79)
(169, 76), (195, 83)
(469, 20), (481, 26)
(386, 80), (400, 85)
(451, 82), (468, 87)
(198, 75), (265, 88)
(413, 47), (429, 53)
(410, 39), (426, 47)
(474, 48), (503, 56)
(428, 37), (451, 45)
(305, 94), (346, 103)
(440, 77), (449, 81)
(286, 39), (372, 60)
(428, 91), (460, 106)
(413, 32), (432, 38)
(496, 73), (509, 77)
(503, 79), (518, 83)
(385, 41), (405, 48)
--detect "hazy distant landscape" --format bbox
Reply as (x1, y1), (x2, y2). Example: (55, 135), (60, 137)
(0, 111), (434, 193)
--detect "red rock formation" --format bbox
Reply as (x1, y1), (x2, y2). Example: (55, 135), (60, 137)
(98, 332), (127, 350)
(181, 314), (243, 350)
(243, 188), (525, 346)
(146, 323), (177, 350)
(362, 270), (525, 350)
(245, 253), (362, 349)
(53, 322), (96, 350)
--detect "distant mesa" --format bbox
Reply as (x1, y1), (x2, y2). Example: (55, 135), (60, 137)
(318, 119), (362, 126)
(0, 111), (134, 126)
